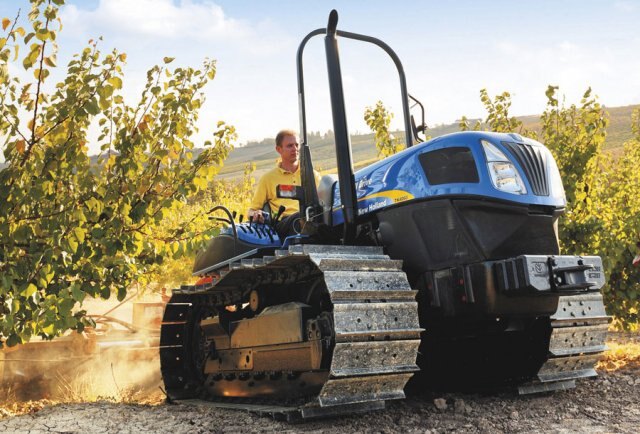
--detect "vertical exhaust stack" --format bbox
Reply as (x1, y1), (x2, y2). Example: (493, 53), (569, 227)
(324, 10), (358, 244)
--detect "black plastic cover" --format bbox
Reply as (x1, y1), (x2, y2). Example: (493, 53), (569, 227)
(376, 198), (561, 274)
(419, 147), (479, 185)
(192, 235), (256, 274)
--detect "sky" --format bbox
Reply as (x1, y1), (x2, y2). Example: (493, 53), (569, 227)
(2, 0), (640, 154)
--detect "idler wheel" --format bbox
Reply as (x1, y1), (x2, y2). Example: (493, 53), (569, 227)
(249, 289), (266, 313)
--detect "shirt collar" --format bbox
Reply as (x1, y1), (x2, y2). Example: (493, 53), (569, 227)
(276, 160), (299, 174)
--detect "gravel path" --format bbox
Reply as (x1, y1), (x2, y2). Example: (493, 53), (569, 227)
(1, 367), (638, 433)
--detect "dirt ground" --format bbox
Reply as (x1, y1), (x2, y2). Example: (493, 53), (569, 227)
(1, 332), (638, 434)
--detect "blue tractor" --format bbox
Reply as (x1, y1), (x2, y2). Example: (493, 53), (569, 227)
(160, 11), (608, 421)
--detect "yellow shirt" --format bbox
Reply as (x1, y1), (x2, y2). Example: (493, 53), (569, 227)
(250, 162), (320, 217)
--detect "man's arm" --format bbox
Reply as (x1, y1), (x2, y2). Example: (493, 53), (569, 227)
(248, 174), (270, 223)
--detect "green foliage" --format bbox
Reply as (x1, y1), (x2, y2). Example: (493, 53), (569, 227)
(364, 101), (404, 159)
(0, 0), (235, 346)
(458, 115), (482, 132)
(540, 86), (608, 208)
(580, 109), (640, 328)
(461, 89), (534, 138)
(480, 89), (527, 134)
(213, 163), (257, 215)
(146, 162), (256, 291)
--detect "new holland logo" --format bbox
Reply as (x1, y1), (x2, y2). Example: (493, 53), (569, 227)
(531, 262), (546, 276)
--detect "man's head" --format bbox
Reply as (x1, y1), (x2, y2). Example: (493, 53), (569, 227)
(275, 129), (299, 169)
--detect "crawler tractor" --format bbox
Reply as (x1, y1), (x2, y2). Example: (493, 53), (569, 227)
(160, 11), (609, 421)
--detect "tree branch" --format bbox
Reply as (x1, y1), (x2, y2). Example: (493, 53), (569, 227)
(22, 14), (52, 167)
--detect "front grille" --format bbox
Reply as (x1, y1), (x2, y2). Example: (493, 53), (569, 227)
(502, 142), (549, 196)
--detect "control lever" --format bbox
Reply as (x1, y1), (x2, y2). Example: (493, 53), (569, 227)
(273, 205), (286, 225)
(208, 216), (231, 224)
(247, 214), (254, 233)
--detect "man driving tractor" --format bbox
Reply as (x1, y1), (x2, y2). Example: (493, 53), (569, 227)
(248, 129), (319, 237)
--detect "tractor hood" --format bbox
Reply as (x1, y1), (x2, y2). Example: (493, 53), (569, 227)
(330, 131), (566, 226)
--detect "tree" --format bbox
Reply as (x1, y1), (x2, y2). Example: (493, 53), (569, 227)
(0, 0), (235, 346)
(539, 86), (608, 209)
(585, 108), (640, 327)
(460, 89), (533, 136)
(364, 100), (404, 159)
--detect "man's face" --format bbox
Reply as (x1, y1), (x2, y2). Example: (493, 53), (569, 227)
(276, 134), (299, 166)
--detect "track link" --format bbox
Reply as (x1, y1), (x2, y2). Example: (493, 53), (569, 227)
(160, 245), (421, 420)
(519, 293), (610, 394)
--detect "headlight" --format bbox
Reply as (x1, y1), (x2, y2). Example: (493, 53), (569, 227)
(481, 140), (527, 195)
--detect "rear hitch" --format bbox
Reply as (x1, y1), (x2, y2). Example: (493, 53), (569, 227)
(549, 257), (598, 292)
(494, 254), (605, 296)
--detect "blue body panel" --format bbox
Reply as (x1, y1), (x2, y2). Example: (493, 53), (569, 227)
(331, 131), (566, 226)
(217, 131), (565, 249)
(220, 222), (281, 247)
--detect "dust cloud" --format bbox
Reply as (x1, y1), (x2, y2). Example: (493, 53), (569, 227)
(0, 296), (167, 407)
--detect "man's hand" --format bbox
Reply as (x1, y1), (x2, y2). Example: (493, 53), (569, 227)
(248, 209), (266, 224)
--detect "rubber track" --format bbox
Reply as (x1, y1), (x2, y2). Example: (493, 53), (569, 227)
(159, 245), (422, 420)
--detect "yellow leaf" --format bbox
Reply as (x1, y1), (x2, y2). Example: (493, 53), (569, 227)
(21, 283), (37, 298)
(16, 139), (26, 154)
(108, 76), (123, 89)
(2, 18), (10, 31)
(137, 182), (149, 194)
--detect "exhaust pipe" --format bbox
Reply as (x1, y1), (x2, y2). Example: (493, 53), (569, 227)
(324, 10), (358, 243)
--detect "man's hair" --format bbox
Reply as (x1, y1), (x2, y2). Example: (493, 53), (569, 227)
(275, 129), (297, 147)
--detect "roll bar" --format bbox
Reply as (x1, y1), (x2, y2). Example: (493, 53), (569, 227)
(296, 10), (413, 243)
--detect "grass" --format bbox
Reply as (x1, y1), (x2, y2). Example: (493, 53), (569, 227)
(52, 369), (164, 405)
(0, 349), (165, 420)
(0, 374), (164, 421)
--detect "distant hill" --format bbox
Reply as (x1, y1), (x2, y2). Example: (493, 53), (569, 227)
(2, 104), (636, 174)
(516, 104), (638, 149)
(217, 103), (639, 181)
